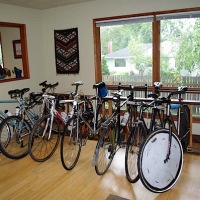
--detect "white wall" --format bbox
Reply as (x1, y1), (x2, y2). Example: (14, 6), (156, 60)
(41, 0), (200, 94)
(0, 0), (200, 133)
(0, 4), (44, 111)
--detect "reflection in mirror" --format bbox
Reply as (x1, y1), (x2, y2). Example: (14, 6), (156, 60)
(0, 22), (29, 83)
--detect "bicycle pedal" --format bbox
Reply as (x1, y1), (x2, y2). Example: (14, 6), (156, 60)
(108, 145), (112, 152)
(82, 139), (87, 146)
(121, 144), (126, 149)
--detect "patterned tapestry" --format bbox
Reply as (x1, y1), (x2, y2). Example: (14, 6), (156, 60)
(54, 28), (80, 74)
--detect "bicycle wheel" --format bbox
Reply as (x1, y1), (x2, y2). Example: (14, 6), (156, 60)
(93, 124), (116, 175)
(138, 129), (183, 193)
(60, 117), (82, 170)
(0, 116), (31, 159)
(29, 114), (60, 162)
(179, 105), (190, 151)
(125, 123), (147, 183)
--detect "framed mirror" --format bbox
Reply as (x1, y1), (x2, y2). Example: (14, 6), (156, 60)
(0, 22), (29, 83)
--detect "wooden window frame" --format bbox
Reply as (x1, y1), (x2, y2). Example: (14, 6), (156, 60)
(93, 7), (200, 92)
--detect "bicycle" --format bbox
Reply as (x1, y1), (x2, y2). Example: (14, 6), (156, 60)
(137, 86), (189, 193)
(60, 81), (109, 170)
(92, 83), (148, 176)
(28, 93), (63, 162)
(0, 81), (59, 159)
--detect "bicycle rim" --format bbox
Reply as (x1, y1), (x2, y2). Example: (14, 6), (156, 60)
(0, 116), (31, 159)
(29, 114), (60, 162)
(138, 129), (183, 193)
(125, 124), (147, 183)
(60, 117), (82, 170)
(94, 126), (114, 175)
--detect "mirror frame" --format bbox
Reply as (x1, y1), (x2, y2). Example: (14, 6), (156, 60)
(0, 21), (29, 83)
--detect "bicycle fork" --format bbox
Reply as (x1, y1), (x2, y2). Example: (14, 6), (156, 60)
(164, 124), (173, 163)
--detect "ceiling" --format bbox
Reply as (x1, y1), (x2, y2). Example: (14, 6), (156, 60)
(0, 0), (98, 10)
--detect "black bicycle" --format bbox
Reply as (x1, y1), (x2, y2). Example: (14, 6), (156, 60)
(138, 86), (190, 193)
(93, 83), (148, 175)
(125, 82), (164, 183)
(60, 81), (109, 170)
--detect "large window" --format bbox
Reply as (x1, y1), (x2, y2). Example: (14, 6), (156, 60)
(159, 13), (200, 87)
(94, 8), (200, 119)
(93, 8), (200, 89)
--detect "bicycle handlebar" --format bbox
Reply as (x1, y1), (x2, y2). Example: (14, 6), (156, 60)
(39, 81), (47, 86)
(168, 86), (187, 99)
(41, 81), (59, 93)
(118, 83), (148, 91)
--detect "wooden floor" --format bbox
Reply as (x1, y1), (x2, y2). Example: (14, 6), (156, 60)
(0, 140), (200, 200)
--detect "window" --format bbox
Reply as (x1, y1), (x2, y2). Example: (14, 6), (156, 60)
(115, 59), (126, 67)
(159, 16), (200, 87)
(93, 8), (200, 89)
(96, 16), (153, 83)
(93, 8), (200, 119)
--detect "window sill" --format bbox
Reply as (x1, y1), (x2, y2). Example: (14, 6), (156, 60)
(0, 76), (30, 83)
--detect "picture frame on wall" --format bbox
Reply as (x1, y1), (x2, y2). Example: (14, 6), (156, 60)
(13, 40), (22, 59)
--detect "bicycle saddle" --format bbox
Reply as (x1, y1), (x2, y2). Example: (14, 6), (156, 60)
(72, 81), (84, 86)
(93, 82), (106, 89)
(8, 88), (30, 99)
(178, 86), (187, 92)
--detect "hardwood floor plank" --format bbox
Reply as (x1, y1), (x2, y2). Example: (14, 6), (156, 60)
(0, 140), (200, 200)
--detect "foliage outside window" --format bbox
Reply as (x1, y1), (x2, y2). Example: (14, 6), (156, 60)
(160, 18), (200, 86)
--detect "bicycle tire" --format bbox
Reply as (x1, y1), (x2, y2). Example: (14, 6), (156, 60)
(125, 123), (147, 183)
(138, 129), (183, 193)
(60, 117), (82, 170)
(0, 116), (4, 123)
(179, 105), (190, 151)
(96, 100), (109, 128)
(94, 124), (116, 175)
(29, 114), (60, 162)
(0, 115), (31, 159)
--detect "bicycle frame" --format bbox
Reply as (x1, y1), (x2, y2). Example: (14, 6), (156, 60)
(160, 86), (188, 161)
